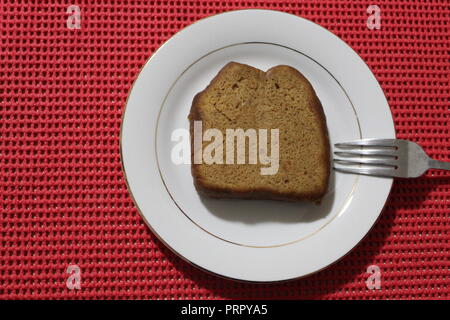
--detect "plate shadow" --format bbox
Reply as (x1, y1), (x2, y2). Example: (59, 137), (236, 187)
(199, 169), (336, 224)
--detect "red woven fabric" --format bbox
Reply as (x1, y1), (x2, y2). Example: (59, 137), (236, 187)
(0, 0), (448, 300)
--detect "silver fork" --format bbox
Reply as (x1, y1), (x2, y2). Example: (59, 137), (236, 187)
(333, 138), (450, 178)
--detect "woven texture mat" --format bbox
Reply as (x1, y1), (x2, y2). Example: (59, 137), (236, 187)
(0, 1), (448, 299)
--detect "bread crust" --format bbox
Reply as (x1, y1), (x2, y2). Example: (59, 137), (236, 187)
(188, 62), (330, 203)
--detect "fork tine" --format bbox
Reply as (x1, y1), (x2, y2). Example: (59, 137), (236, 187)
(333, 158), (398, 166)
(335, 139), (397, 148)
(334, 149), (398, 157)
(333, 165), (396, 177)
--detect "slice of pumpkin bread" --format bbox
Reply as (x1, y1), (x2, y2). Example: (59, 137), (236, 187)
(188, 62), (330, 202)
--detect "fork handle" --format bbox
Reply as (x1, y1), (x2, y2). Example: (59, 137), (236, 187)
(428, 159), (450, 171)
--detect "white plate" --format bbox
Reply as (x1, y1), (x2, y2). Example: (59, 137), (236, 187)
(121, 9), (395, 282)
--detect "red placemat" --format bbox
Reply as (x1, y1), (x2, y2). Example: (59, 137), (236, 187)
(0, 0), (448, 300)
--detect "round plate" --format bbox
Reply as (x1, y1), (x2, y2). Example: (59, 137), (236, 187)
(121, 9), (395, 282)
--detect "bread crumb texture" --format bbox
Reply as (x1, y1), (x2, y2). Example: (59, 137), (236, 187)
(189, 62), (330, 202)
